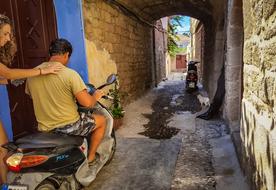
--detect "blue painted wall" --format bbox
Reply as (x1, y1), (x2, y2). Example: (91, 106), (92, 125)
(0, 86), (13, 140)
(0, 0), (88, 141)
(53, 0), (88, 82)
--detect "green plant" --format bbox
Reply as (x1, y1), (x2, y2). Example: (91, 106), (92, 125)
(109, 77), (125, 119)
(168, 16), (190, 56)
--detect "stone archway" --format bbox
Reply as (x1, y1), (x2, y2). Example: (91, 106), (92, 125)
(223, 0), (243, 131)
(110, 0), (219, 99)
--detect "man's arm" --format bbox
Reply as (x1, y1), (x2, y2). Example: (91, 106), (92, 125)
(75, 89), (104, 107)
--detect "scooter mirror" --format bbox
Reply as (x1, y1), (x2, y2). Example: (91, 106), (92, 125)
(188, 61), (200, 65)
(97, 74), (117, 89)
(106, 74), (116, 85)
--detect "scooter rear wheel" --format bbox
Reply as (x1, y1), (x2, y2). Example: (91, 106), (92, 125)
(35, 179), (57, 190)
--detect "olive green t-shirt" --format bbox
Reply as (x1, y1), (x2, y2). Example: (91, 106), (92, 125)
(25, 62), (87, 132)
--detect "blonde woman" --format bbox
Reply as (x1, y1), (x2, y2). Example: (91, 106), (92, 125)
(0, 14), (62, 184)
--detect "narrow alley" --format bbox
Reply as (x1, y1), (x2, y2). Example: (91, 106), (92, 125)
(86, 73), (248, 190)
(0, 1), (274, 189)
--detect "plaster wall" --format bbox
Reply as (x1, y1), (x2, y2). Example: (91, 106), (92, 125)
(170, 56), (176, 71)
(166, 53), (171, 77)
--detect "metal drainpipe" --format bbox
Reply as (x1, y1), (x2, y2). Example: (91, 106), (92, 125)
(162, 27), (166, 78)
(152, 28), (158, 87)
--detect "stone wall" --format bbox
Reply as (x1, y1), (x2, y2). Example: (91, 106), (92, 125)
(190, 19), (204, 83)
(241, 0), (276, 189)
(201, 0), (226, 101)
(188, 0), (227, 101)
(82, 0), (154, 103)
(198, 25), (205, 83)
(154, 19), (167, 84)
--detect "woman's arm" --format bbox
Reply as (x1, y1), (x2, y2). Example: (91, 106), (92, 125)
(0, 78), (8, 84)
(0, 62), (62, 80)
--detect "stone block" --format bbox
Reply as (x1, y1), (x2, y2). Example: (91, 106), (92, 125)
(93, 29), (103, 39)
(224, 96), (241, 121)
(252, 2), (263, 35)
(226, 46), (243, 66)
(229, 7), (243, 27)
(227, 26), (243, 48)
(102, 42), (113, 53)
(243, 42), (252, 65)
(113, 44), (123, 54)
(264, 74), (276, 106)
(116, 17), (126, 28)
(243, 42), (262, 67)
(263, 27), (276, 41)
(232, 0), (242, 8)
(243, 0), (253, 40)
(256, 81), (270, 105)
(114, 27), (122, 34)
(263, 41), (276, 70)
(243, 67), (262, 95)
(225, 80), (242, 98)
(251, 44), (262, 67)
(104, 12), (112, 23)
(263, 0), (276, 20)
(91, 19), (99, 28)
(225, 65), (242, 81)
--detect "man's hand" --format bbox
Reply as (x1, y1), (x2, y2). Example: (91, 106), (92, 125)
(76, 89), (104, 108)
(40, 63), (63, 75)
(93, 90), (105, 101)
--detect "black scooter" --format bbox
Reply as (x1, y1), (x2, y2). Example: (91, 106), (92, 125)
(2, 74), (117, 190)
(185, 61), (199, 92)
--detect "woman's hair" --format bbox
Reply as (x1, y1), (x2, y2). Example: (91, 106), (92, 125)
(0, 14), (17, 66)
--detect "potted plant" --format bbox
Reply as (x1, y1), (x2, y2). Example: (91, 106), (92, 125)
(109, 77), (125, 130)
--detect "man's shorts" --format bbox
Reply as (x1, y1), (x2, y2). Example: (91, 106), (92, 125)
(52, 112), (96, 136)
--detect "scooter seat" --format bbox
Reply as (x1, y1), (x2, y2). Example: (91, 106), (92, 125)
(15, 133), (84, 148)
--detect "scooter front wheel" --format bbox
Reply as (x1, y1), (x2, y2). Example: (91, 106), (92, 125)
(105, 128), (116, 165)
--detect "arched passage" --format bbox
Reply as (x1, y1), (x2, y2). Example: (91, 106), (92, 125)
(83, 0), (227, 102)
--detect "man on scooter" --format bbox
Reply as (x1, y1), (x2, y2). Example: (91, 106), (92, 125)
(25, 38), (105, 164)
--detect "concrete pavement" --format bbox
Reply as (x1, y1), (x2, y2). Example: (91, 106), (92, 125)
(86, 73), (249, 190)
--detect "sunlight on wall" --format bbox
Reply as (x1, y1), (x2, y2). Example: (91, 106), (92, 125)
(85, 39), (117, 106)
(85, 39), (117, 86)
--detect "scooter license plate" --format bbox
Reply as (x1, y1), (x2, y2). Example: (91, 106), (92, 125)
(189, 82), (195, 88)
(1, 184), (28, 190)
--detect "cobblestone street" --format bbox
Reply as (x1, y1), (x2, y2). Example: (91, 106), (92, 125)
(86, 73), (249, 190)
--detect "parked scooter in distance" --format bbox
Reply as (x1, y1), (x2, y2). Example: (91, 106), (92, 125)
(185, 61), (199, 93)
(2, 74), (117, 190)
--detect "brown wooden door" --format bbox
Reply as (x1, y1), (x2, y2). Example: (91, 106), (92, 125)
(176, 55), (186, 69)
(0, 0), (57, 138)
